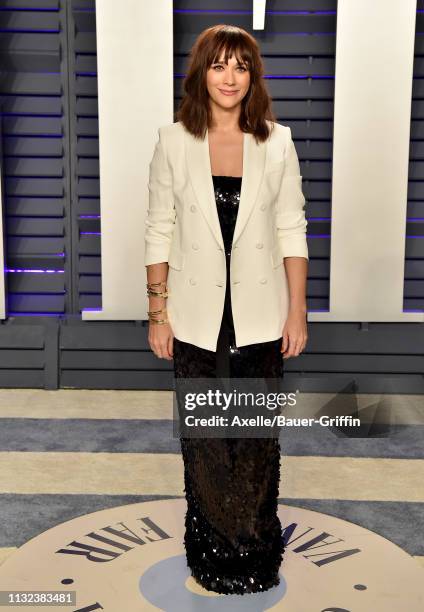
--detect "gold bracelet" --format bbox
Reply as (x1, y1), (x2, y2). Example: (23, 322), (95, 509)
(147, 289), (169, 298)
(146, 281), (167, 288)
(148, 308), (167, 316)
(149, 318), (169, 325)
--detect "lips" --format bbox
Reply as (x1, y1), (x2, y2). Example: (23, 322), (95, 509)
(219, 89), (239, 96)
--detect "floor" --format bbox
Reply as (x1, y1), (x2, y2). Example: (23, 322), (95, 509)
(0, 388), (422, 570)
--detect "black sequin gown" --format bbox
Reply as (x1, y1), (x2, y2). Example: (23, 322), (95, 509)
(173, 175), (285, 595)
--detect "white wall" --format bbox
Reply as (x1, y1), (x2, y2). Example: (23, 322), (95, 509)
(309, 0), (422, 322)
(83, 1), (173, 321)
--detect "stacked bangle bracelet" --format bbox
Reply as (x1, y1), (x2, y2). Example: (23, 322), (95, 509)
(146, 280), (169, 299)
(146, 281), (169, 324)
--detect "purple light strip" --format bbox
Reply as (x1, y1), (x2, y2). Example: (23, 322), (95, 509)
(7, 312), (65, 316)
(173, 9), (336, 15)
(6, 309), (423, 317)
(307, 234), (424, 238)
(174, 73), (335, 79)
(77, 232), (424, 238)
(0, 70), (61, 75)
(2, 115), (64, 119)
(0, 7), (58, 11)
(7, 7), (423, 17)
(0, 29), (59, 33)
(309, 218), (424, 222)
(6, 268), (64, 273)
(1, 134), (63, 138)
(0, 72), (341, 80)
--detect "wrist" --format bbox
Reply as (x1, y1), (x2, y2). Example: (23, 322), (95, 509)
(289, 301), (307, 314)
(149, 297), (167, 307)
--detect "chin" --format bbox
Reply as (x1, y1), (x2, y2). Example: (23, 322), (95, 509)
(217, 96), (240, 106)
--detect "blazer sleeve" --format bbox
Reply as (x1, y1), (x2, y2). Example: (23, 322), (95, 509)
(275, 126), (309, 260)
(144, 127), (176, 266)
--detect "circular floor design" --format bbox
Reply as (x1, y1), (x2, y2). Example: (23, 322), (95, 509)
(0, 499), (423, 611)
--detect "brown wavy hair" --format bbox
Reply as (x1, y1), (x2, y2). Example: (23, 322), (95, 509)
(176, 24), (276, 143)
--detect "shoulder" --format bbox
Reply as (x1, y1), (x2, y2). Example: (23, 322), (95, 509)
(155, 122), (185, 155)
(157, 121), (185, 141)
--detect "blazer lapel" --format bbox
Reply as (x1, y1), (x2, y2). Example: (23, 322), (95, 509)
(233, 130), (266, 246)
(184, 127), (267, 250)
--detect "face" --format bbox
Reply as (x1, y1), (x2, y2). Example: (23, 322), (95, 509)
(206, 50), (251, 111)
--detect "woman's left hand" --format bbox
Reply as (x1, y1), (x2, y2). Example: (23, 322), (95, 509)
(281, 306), (308, 359)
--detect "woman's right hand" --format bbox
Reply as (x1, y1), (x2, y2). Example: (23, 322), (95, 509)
(148, 321), (174, 360)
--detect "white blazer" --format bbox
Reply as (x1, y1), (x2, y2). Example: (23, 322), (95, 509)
(144, 120), (308, 352)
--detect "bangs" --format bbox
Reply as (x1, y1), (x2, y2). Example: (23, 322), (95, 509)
(208, 32), (252, 69)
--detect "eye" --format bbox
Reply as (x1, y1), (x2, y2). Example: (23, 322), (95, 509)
(211, 64), (247, 72)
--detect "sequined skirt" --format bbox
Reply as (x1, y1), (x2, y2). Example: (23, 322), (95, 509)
(173, 309), (285, 595)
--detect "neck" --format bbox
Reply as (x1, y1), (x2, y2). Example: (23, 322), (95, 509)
(209, 100), (241, 132)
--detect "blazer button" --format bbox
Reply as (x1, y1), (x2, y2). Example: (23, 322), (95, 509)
(233, 280), (240, 285)
(260, 278), (267, 284)
(192, 242), (199, 250)
(216, 281), (224, 287)
(190, 205), (197, 212)
(189, 278), (197, 285)
(256, 242), (263, 249)
(260, 204), (266, 211)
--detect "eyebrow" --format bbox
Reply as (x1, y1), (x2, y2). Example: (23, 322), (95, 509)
(213, 59), (247, 65)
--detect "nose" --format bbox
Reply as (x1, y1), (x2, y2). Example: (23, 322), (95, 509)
(223, 68), (236, 85)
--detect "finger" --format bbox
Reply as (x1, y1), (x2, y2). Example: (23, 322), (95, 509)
(153, 339), (162, 359)
(159, 343), (168, 360)
(282, 336), (292, 358)
(293, 337), (302, 356)
(286, 338), (301, 358)
(162, 342), (171, 360)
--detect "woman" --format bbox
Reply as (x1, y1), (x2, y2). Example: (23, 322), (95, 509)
(144, 24), (308, 595)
